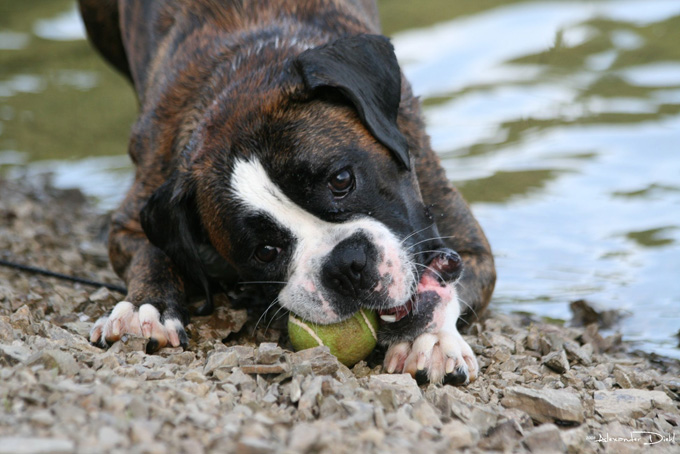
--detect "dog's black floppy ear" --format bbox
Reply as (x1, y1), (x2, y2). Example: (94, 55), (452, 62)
(140, 173), (213, 314)
(295, 34), (410, 170)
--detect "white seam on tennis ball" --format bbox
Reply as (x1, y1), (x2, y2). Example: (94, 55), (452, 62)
(289, 314), (324, 346)
(360, 309), (377, 341)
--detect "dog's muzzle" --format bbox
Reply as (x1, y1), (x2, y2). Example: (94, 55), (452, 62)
(378, 248), (463, 324)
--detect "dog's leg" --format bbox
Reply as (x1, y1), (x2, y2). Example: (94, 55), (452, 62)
(414, 145), (496, 326)
(385, 93), (494, 384)
(89, 204), (189, 352)
(384, 295), (478, 384)
(381, 148), (491, 384)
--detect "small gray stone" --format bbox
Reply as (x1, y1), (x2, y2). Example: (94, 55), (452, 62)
(227, 368), (257, 390)
(479, 419), (523, 451)
(29, 409), (55, 426)
(164, 350), (196, 366)
(10, 305), (33, 332)
(256, 342), (283, 364)
(440, 420), (479, 449)
(612, 366), (633, 389)
(236, 436), (275, 454)
(241, 363), (288, 375)
(593, 389), (674, 421)
(89, 287), (118, 305)
(289, 346), (339, 376)
(98, 426), (127, 451)
(501, 386), (584, 424)
(61, 321), (93, 340)
(0, 317), (14, 342)
(26, 350), (79, 376)
(368, 374), (421, 405)
(563, 341), (592, 366)
(130, 420), (161, 444)
(287, 422), (321, 452)
(93, 352), (120, 370)
(298, 376), (324, 412)
(0, 437), (75, 454)
(0, 343), (32, 365)
(559, 426), (589, 454)
(542, 350), (570, 374)
(523, 423), (567, 453)
(204, 350), (239, 375)
(183, 369), (207, 383)
(411, 399), (441, 428)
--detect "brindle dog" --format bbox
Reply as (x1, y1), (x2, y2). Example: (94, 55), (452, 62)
(79, 0), (495, 385)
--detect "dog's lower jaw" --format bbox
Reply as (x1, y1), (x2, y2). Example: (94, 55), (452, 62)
(383, 296), (478, 385)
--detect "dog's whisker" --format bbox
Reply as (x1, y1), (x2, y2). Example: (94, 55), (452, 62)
(408, 261), (420, 315)
(253, 297), (280, 334)
(237, 280), (288, 285)
(411, 249), (447, 256)
(264, 303), (288, 333)
(400, 223), (435, 246)
(406, 235), (458, 251)
(413, 262), (446, 284)
(456, 291), (478, 322)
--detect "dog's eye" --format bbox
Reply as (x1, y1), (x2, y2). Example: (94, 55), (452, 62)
(254, 244), (281, 263)
(328, 168), (355, 198)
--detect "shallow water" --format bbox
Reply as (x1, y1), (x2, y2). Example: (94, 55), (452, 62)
(1, 0), (679, 357)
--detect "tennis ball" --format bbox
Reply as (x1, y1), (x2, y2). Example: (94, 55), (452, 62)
(288, 308), (379, 367)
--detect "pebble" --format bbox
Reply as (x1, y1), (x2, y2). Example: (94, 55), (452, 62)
(368, 374), (422, 405)
(542, 350), (570, 374)
(288, 346), (339, 376)
(593, 389), (674, 421)
(256, 343), (283, 364)
(240, 363), (288, 375)
(440, 420), (479, 449)
(0, 437), (75, 454)
(523, 423), (567, 453)
(25, 350), (79, 376)
(501, 386), (585, 424)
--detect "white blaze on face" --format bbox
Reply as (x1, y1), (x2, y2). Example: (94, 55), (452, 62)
(230, 157), (415, 323)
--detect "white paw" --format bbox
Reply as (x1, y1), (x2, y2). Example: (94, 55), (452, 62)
(384, 329), (477, 385)
(383, 301), (478, 385)
(89, 301), (186, 351)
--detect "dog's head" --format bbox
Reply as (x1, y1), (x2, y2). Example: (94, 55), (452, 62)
(140, 34), (462, 342)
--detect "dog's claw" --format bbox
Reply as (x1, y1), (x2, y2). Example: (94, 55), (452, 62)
(443, 367), (469, 386)
(415, 370), (429, 385)
(145, 338), (160, 353)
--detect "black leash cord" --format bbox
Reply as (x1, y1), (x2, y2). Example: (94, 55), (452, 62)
(0, 258), (127, 294)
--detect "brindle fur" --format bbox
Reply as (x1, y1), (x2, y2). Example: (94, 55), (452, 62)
(79, 0), (495, 332)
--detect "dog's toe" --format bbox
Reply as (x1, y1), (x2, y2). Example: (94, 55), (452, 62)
(163, 317), (188, 348)
(90, 301), (141, 347)
(90, 301), (187, 352)
(442, 365), (470, 386)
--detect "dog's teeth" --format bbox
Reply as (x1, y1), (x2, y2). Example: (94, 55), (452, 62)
(380, 314), (397, 323)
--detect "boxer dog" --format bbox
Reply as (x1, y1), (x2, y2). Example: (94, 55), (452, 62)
(79, 0), (495, 385)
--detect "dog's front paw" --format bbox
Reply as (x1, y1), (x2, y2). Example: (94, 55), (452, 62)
(89, 301), (187, 352)
(384, 329), (478, 385)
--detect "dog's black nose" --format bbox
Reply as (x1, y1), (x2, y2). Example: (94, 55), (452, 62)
(321, 233), (375, 298)
(426, 248), (463, 282)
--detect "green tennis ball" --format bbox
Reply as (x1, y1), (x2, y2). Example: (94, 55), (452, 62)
(288, 308), (379, 367)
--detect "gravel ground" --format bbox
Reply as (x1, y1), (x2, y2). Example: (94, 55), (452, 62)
(1, 176), (679, 454)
